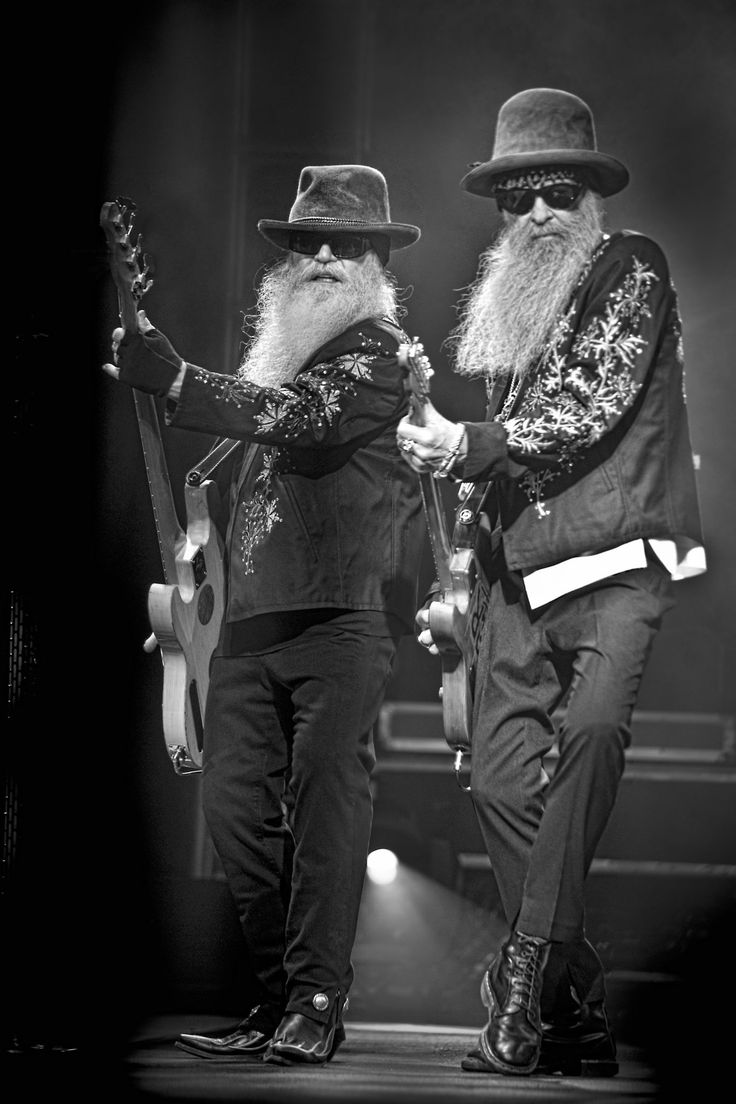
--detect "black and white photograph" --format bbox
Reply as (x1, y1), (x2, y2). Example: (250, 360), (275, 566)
(7, 2), (735, 1101)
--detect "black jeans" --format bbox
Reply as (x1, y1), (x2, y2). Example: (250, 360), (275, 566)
(201, 621), (397, 1024)
(470, 562), (675, 946)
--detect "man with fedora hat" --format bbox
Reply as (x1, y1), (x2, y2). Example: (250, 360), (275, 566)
(103, 164), (425, 1064)
(397, 88), (706, 1077)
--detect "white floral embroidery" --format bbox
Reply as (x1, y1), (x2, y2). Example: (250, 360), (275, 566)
(238, 450), (282, 575)
(671, 286), (685, 373)
(500, 242), (663, 517)
(236, 333), (390, 569)
(250, 340), (384, 440)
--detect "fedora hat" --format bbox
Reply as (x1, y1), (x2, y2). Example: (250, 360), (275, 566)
(258, 164), (420, 253)
(461, 88), (629, 198)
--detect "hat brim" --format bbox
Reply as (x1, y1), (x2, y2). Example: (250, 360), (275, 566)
(257, 218), (420, 251)
(461, 150), (629, 198)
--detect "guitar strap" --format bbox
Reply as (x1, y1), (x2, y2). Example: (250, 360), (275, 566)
(371, 316), (407, 346)
(187, 438), (260, 546)
(454, 481), (500, 587)
(186, 436), (242, 486)
(456, 481), (491, 522)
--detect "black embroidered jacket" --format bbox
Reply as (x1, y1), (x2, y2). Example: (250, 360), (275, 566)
(169, 318), (425, 629)
(457, 231), (705, 572)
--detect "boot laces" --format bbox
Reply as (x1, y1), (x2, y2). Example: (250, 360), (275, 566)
(508, 935), (545, 1009)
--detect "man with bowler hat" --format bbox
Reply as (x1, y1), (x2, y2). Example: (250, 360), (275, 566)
(397, 88), (706, 1077)
(103, 165), (425, 1064)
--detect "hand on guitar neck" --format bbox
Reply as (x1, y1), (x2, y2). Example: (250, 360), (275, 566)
(102, 309), (187, 401)
(397, 399), (468, 476)
(396, 336), (468, 476)
(98, 197), (187, 400)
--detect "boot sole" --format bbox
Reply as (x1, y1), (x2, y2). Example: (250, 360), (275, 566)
(538, 1053), (619, 1077)
(538, 1057), (619, 1077)
(540, 1029), (618, 1076)
(466, 1036), (619, 1078)
(174, 1040), (267, 1061)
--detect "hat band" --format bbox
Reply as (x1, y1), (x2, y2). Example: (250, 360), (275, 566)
(492, 167), (584, 193)
(291, 216), (385, 226)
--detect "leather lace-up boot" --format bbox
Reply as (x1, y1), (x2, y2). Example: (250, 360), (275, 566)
(538, 938), (618, 1076)
(463, 931), (551, 1076)
(539, 995), (618, 1076)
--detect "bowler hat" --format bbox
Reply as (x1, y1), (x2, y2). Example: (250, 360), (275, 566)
(258, 164), (421, 253)
(461, 88), (629, 198)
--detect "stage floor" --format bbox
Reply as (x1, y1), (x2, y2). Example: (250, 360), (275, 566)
(5, 1014), (673, 1103)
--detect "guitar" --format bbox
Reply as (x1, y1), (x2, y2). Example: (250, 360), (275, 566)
(99, 197), (226, 775)
(398, 339), (491, 786)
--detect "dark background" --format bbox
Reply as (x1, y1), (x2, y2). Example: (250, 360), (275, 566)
(7, 0), (735, 1058)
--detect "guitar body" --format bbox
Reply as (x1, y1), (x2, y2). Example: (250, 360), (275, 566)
(147, 480), (226, 773)
(427, 543), (490, 752)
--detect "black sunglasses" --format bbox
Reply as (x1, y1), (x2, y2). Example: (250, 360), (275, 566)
(288, 230), (383, 260)
(495, 181), (584, 215)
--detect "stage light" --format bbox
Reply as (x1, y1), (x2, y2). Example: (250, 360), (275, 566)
(366, 848), (399, 885)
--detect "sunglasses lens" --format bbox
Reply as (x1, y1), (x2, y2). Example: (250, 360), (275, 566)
(496, 190), (535, 215)
(288, 232), (369, 258)
(543, 183), (583, 209)
(495, 181), (583, 215)
(330, 234), (367, 258)
(289, 232), (317, 255)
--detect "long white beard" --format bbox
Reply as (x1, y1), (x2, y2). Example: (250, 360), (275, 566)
(237, 253), (400, 388)
(447, 191), (605, 381)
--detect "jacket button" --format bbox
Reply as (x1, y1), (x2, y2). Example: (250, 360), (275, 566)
(312, 993), (329, 1011)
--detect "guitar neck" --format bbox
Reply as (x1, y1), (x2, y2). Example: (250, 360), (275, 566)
(132, 390), (184, 583)
(419, 473), (454, 593)
(398, 340), (457, 593)
(110, 257), (183, 584)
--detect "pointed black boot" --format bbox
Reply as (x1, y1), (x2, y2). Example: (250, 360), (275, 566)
(175, 1003), (283, 1059)
(264, 994), (346, 1065)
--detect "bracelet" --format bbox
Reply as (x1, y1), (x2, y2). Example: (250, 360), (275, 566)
(432, 423), (466, 480)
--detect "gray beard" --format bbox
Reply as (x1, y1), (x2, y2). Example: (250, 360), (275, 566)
(447, 191), (605, 381)
(237, 253), (400, 388)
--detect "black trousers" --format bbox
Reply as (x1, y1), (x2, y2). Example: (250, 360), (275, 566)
(470, 561), (674, 1000)
(201, 621), (397, 1025)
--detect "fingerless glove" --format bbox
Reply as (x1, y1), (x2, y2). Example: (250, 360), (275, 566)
(117, 327), (183, 396)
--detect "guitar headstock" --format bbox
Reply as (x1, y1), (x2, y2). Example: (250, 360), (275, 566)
(398, 336), (433, 407)
(99, 196), (154, 331)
